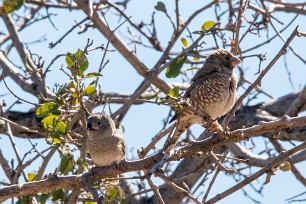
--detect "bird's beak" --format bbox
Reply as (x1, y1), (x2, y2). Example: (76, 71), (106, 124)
(232, 56), (241, 66)
(87, 122), (93, 130)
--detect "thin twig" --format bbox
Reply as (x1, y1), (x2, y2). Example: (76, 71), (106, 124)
(156, 173), (202, 204)
(147, 178), (165, 204)
(138, 124), (175, 159)
(205, 141), (306, 204)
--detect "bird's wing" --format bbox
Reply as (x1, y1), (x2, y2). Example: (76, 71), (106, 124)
(114, 131), (125, 157)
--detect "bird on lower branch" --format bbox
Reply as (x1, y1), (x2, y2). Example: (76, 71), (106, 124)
(87, 113), (125, 184)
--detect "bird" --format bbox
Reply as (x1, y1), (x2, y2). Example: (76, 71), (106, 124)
(163, 49), (241, 152)
(87, 113), (125, 168)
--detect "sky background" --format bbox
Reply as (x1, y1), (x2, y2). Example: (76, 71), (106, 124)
(1, 0), (306, 203)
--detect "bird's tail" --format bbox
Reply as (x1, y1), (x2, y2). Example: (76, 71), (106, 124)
(163, 119), (188, 152)
(168, 113), (178, 124)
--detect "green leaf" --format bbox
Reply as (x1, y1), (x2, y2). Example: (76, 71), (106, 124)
(75, 49), (88, 76)
(27, 173), (36, 182)
(105, 186), (118, 201)
(59, 153), (74, 175)
(41, 115), (67, 134)
(85, 72), (102, 78)
(181, 37), (188, 47)
(154, 1), (166, 12)
(89, 80), (97, 85)
(65, 49), (89, 76)
(47, 136), (61, 144)
(55, 120), (67, 134)
(143, 93), (158, 100)
(168, 87), (180, 98)
(52, 189), (66, 202)
(76, 158), (88, 171)
(165, 57), (186, 78)
(1, 0), (24, 14)
(65, 53), (74, 68)
(36, 102), (60, 118)
(16, 196), (29, 204)
(40, 194), (49, 204)
(104, 186), (125, 203)
(201, 20), (216, 31)
(115, 186), (126, 203)
(83, 85), (96, 96)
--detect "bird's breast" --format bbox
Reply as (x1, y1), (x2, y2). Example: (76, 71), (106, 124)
(189, 74), (236, 118)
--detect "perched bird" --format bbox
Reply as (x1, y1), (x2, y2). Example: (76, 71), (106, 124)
(87, 113), (125, 167)
(164, 49), (241, 152)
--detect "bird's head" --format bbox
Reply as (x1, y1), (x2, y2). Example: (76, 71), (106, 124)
(87, 113), (116, 137)
(206, 49), (241, 73)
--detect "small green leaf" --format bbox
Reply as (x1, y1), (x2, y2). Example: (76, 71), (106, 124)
(115, 186), (126, 203)
(106, 186), (118, 201)
(165, 57), (186, 78)
(65, 53), (74, 68)
(47, 136), (61, 144)
(59, 153), (74, 175)
(76, 158), (88, 171)
(154, 1), (166, 12)
(75, 49), (89, 76)
(1, 0), (24, 13)
(27, 172), (36, 182)
(67, 80), (77, 91)
(201, 20), (216, 31)
(55, 120), (67, 134)
(89, 80), (97, 85)
(168, 87), (180, 98)
(83, 85), (96, 96)
(52, 189), (66, 202)
(40, 194), (49, 204)
(36, 102), (60, 118)
(143, 93), (158, 100)
(42, 115), (67, 134)
(16, 196), (29, 204)
(65, 49), (89, 76)
(85, 72), (102, 78)
(181, 37), (188, 47)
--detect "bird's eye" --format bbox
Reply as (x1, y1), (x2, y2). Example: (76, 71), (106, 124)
(225, 56), (230, 60)
(97, 122), (101, 125)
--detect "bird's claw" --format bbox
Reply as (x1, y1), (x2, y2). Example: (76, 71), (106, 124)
(206, 120), (222, 133)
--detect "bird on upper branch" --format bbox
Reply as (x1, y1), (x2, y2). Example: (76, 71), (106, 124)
(163, 49), (241, 152)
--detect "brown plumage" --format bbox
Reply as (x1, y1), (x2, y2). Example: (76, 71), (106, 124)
(164, 49), (241, 152)
(87, 113), (125, 167)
